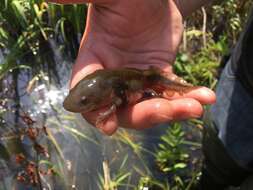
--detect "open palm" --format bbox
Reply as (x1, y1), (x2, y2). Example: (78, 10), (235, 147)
(50, 0), (216, 135)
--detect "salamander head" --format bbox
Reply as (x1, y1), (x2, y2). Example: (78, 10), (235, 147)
(63, 77), (105, 113)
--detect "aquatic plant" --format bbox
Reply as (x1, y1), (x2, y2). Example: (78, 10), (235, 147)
(0, 0), (87, 80)
(0, 0), (252, 189)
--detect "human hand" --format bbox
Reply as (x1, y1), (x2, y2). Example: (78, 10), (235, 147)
(50, 0), (216, 135)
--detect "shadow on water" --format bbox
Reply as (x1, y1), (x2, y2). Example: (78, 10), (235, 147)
(0, 38), (170, 190)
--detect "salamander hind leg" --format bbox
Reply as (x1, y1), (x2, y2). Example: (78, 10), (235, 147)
(142, 89), (161, 99)
(134, 89), (161, 103)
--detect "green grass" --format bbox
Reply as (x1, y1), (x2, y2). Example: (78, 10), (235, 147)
(0, 0), (253, 189)
(0, 0), (87, 79)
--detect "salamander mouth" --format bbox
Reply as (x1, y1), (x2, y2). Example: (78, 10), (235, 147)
(63, 95), (82, 113)
(63, 96), (97, 113)
(63, 92), (113, 113)
(63, 99), (76, 112)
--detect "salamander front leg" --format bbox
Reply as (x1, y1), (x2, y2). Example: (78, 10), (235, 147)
(96, 97), (122, 126)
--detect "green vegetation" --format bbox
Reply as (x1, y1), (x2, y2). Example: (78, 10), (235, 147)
(0, 0), (253, 189)
(0, 0), (87, 79)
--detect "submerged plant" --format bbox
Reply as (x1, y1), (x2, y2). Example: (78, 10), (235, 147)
(154, 123), (201, 189)
(156, 123), (189, 174)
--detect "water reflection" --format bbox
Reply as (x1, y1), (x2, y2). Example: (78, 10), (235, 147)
(31, 80), (168, 189)
(0, 47), (168, 189)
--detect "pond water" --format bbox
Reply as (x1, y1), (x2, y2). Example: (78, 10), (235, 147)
(0, 39), (172, 190)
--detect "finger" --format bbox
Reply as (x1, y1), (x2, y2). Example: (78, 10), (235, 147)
(118, 98), (203, 129)
(82, 109), (118, 135)
(135, 67), (216, 105)
(97, 113), (118, 135)
(70, 50), (104, 88)
(69, 47), (118, 135)
(68, 44), (118, 133)
(163, 86), (216, 105)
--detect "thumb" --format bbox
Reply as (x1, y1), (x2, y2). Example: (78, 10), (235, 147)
(70, 50), (104, 89)
(70, 49), (120, 135)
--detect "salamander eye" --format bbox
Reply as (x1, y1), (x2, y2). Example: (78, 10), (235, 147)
(80, 96), (88, 105)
